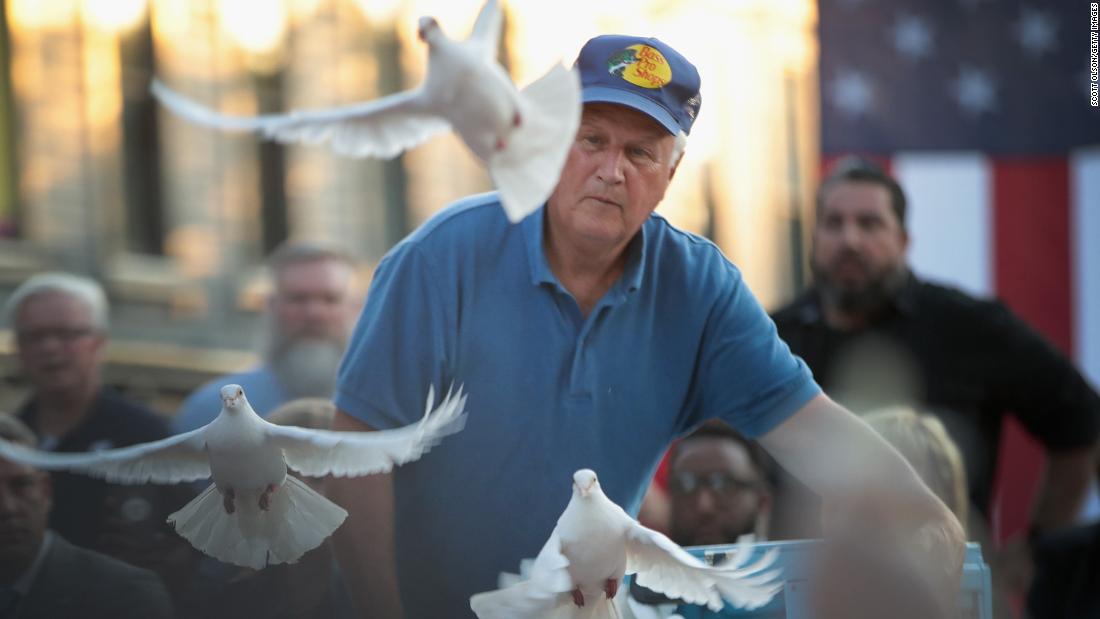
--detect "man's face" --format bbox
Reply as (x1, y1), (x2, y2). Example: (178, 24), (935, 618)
(15, 291), (105, 395)
(810, 181), (909, 313)
(0, 458), (50, 574)
(545, 103), (680, 250)
(668, 438), (770, 546)
(269, 259), (356, 345)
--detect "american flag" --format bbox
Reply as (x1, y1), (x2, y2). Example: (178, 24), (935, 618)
(818, 0), (1100, 539)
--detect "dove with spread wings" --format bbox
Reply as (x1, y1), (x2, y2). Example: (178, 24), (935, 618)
(0, 383), (467, 569)
(151, 0), (581, 224)
(470, 469), (782, 619)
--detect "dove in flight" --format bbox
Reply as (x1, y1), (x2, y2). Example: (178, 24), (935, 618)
(150, 0), (581, 224)
(0, 383), (467, 569)
(470, 469), (782, 619)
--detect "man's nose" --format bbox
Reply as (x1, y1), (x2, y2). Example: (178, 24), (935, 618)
(595, 149), (626, 184)
(693, 488), (718, 513)
(838, 220), (864, 247)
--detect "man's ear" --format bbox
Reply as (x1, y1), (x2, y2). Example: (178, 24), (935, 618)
(89, 332), (108, 361)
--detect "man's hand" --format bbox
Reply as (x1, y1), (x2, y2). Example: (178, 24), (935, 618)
(822, 486), (965, 599)
(760, 395), (967, 608)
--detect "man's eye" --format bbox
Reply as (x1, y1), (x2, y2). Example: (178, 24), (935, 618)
(859, 216), (885, 231)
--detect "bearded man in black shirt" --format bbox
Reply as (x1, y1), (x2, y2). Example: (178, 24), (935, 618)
(769, 159), (1100, 615)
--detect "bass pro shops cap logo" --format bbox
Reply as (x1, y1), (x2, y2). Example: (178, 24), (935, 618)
(606, 44), (672, 89)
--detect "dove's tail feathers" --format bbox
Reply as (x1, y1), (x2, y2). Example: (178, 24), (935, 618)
(489, 64), (581, 223)
(262, 474), (348, 565)
(556, 596), (622, 619)
(470, 581), (574, 619)
(168, 478), (347, 570)
(168, 483), (269, 569)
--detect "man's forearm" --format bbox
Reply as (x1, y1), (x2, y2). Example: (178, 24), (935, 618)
(329, 411), (404, 619)
(760, 395), (950, 521)
(759, 394), (966, 589)
(1029, 445), (1097, 533)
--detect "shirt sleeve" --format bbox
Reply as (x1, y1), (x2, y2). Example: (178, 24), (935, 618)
(984, 300), (1100, 450)
(684, 264), (822, 439)
(334, 242), (455, 431)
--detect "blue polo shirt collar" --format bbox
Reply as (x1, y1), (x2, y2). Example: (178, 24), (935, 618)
(523, 207), (649, 297)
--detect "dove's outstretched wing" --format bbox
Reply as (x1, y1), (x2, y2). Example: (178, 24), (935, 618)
(0, 429), (210, 484)
(470, 530), (577, 618)
(266, 384), (467, 478)
(489, 63), (581, 222)
(624, 518), (783, 612)
(467, 0), (502, 60)
(151, 79), (451, 159)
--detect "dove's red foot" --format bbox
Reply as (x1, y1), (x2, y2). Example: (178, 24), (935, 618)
(604, 578), (619, 600)
(258, 484), (278, 511)
(571, 588), (585, 607)
(513, 111), (522, 127)
(495, 137), (507, 151)
(223, 488), (236, 514)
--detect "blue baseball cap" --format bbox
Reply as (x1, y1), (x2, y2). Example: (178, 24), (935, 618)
(573, 34), (702, 135)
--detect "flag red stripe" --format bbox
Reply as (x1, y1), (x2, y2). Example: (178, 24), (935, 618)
(993, 158), (1073, 354)
(990, 158), (1073, 542)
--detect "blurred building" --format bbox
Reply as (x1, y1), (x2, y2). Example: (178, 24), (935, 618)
(0, 0), (821, 415)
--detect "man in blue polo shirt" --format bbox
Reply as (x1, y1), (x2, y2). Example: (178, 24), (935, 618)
(329, 34), (964, 618)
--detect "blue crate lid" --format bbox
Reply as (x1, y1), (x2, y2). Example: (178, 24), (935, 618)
(660, 540), (991, 619)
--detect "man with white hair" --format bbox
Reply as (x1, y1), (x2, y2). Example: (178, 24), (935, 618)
(328, 34), (964, 618)
(5, 272), (179, 560)
(173, 241), (359, 432)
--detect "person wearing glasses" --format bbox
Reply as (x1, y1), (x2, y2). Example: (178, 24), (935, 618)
(2, 273), (194, 585)
(667, 422), (773, 547)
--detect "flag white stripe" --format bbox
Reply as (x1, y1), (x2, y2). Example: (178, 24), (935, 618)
(894, 153), (992, 297)
(1072, 147), (1100, 390)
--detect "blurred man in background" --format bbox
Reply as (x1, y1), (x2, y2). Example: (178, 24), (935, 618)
(667, 422), (773, 546)
(629, 423), (775, 617)
(4, 272), (186, 570)
(770, 157), (1100, 615)
(0, 413), (172, 618)
(173, 241), (359, 432)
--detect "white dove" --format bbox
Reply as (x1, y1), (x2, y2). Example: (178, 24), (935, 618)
(470, 469), (783, 619)
(150, 0), (581, 224)
(0, 383), (467, 569)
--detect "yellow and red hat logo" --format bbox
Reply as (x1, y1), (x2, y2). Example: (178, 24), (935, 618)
(605, 44), (672, 89)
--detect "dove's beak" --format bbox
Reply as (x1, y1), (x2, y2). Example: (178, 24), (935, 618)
(417, 17), (437, 41)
